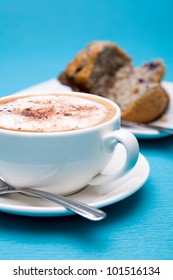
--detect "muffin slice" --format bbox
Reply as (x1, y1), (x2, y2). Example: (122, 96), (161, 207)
(107, 61), (169, 123)
(58, 41), (169, 123)
(59, 41), (131, 94)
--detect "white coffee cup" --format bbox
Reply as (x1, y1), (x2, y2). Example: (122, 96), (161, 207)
(0, 91), (139, 195)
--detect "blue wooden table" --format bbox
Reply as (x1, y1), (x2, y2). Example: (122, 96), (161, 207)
(0, 0), (173, 260)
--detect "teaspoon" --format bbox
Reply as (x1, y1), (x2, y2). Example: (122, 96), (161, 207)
(0, 180), (106, 221)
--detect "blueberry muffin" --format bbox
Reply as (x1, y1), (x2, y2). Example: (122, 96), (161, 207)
(58, 41), (169, 123)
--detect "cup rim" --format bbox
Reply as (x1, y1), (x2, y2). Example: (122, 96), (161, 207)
(0, 91), (121, 137)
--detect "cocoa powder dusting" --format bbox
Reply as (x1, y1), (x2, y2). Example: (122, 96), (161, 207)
(21, 106), (56, 119)
(19, 104), (97, 120)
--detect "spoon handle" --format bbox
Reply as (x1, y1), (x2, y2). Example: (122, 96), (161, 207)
(0, 187), (106, 221)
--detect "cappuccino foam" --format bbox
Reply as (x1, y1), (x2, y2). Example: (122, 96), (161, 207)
(0, 94), (115, 132)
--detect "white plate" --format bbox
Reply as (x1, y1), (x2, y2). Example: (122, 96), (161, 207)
(0, 145), (150, 217)
(15, 79), (173, 139)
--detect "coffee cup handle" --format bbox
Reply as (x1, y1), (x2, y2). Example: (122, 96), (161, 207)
(89, 130), (139, 185)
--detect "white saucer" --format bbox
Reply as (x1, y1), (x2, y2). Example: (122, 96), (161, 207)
(0, 145), (150, 217)
(15, 79), (173, 139)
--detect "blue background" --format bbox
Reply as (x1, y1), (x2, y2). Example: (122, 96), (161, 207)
(0, 0), (173, 260)
(1, 0), (173, 96)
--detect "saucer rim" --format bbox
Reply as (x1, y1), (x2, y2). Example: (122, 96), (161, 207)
(0, 151), (150, 217)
